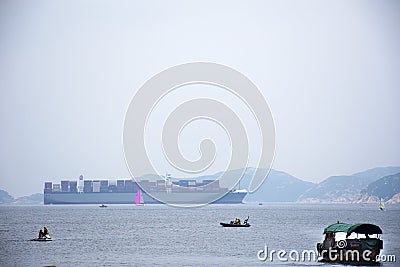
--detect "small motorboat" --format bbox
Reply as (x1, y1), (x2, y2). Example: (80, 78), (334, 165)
(31, 234), (52, 242)
(99, 204), (108, 208)
(220, 216), (250, 227)
(220, 222), (250, 227)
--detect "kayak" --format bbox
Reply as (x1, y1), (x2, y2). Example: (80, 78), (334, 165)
(31, 234), (52, 241)
(220, 222), (251, 227)
(30, 237), (52, 241)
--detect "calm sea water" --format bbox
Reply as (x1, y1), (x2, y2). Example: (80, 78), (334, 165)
(0, 204), (399, 266)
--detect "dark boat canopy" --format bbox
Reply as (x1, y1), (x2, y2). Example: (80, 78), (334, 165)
(323, 223), (383, 235)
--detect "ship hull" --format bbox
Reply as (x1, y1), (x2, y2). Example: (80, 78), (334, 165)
(44, 191), (246, 205)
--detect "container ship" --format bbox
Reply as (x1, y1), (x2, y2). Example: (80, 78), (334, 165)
(43, 176), (247, 205)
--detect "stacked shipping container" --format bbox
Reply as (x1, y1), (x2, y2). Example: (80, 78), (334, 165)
(61, 180), (69, 192)
(117, 180), (125, 192)
(53, 184), (61, 192)
(44, 182), (52, 193)
(100, 180), (109, 192)
(93, 180), (100, 193)
(83, 180), (93, 193)
(70, 181), (78, 192)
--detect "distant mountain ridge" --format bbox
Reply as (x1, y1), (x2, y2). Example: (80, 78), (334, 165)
(0, 189), (13, 204)
(298, 167), (400, 203)
(240, 168), (315, 202)
(12, 193), (44, 205)
(353, 172), (400, 203)
(0, 190), (43, 205)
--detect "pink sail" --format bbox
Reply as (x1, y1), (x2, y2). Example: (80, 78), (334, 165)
(134, 189), (141, 204)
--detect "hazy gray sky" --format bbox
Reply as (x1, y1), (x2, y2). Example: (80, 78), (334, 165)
(1, 0), (399, 197)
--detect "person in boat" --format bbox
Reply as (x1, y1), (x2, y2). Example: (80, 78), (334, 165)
(38, 226), (49, 239)
(43, 226), (49, 236)
(234, 218), (241, 224)
(323, 232), (335, 249)
(38, 229), (44, 239)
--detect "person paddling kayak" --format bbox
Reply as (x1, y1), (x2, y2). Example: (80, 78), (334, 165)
(43, 226), (49, 236)
(38, 229), (44, 238)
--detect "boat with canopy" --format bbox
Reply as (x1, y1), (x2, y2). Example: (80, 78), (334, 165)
(317, 222), (383, 264)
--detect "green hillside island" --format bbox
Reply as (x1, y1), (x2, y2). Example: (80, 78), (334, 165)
(356, 172), (400, 203)
(298, 167), (400, 203)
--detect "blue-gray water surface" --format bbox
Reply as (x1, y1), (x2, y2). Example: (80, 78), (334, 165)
(0, 204), (399, 266)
